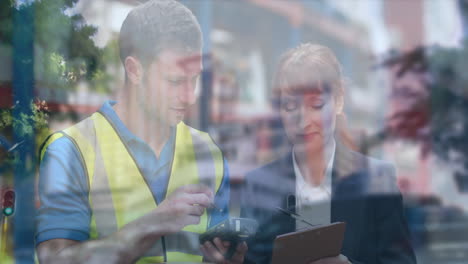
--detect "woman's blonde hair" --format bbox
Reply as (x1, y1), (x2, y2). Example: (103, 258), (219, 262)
(273, 43), (344, 97)
(273, 43), (357, 150)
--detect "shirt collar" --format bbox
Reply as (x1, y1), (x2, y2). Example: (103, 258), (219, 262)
(97, 100), (176, 146)
(292, 139), (336, 188)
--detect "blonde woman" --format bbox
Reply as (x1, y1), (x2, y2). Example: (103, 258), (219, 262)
(241, 44), (416, 264)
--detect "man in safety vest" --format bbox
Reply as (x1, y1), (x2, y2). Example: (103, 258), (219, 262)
(35, 0), (247, 263)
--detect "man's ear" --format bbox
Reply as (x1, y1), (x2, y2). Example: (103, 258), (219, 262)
(124, 56), (143, 85)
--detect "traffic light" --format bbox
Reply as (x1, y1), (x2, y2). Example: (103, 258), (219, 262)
(2, 190), (15, 216)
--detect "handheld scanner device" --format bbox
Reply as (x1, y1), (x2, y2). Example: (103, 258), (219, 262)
(199, 218), (258, 259)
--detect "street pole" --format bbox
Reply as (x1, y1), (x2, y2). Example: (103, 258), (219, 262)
(12, 2), (35, 263)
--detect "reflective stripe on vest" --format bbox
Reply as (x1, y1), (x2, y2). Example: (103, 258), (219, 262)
(39, 112), (225, 263)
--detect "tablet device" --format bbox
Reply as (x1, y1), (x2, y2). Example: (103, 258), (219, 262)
(271, 222), (346, 264)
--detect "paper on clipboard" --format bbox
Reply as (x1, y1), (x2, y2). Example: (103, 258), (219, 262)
(271, 222), (346, 264)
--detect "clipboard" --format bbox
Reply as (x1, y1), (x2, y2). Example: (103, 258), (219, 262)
(271, 222), (346, 264)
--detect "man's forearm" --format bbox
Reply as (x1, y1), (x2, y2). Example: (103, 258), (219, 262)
(38, 212), (168, 264)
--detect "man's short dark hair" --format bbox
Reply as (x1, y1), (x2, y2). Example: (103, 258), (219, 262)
(119, 0), (202, 69)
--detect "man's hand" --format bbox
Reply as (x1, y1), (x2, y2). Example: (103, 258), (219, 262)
(200, 237), (247, 264)
(154, 184), (214, 233)
(309, 254), (351, 264)
(37, 184), (215, 264)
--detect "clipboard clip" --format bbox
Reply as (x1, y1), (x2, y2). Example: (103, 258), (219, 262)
(275, 207), (317, 227)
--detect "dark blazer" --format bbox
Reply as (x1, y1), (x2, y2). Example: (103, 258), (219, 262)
(240, 143), (417, 264)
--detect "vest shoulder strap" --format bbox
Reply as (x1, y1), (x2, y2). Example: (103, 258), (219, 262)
(180, 123), (225, 194)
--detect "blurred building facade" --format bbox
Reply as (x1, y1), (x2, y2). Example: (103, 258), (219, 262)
(2, 1), (466, 262)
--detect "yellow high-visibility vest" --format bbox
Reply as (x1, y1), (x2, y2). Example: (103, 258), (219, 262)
(40, 112), (225, 263)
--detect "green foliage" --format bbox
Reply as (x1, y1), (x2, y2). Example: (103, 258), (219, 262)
(427, 41), (468, 164)
(0, 0), (121, 173)
(0, 100), (50, 174)
(0, 100), (49, 139)
(93, 38), (120, 93)
(382, 38), (468, 189)
(0, 0), (115, 91)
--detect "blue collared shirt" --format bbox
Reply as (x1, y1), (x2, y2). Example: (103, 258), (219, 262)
(36, 101), (230, 245)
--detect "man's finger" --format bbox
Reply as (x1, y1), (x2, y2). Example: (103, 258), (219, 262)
(230, 242), (247, 263)
(239, 242), (248, 253)
(183, 193), (213, 208)
(213, 237), (228, 255)
(200, 245), (211, 263)
(187, 204), (205, 216)
(186, 215), (201, 225)
(202, 241), (225, 262)
(179, 184), (213, 198)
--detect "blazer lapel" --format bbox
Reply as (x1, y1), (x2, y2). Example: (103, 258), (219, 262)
(277, 144), (369, 255)
(331, 142), (368, 258)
